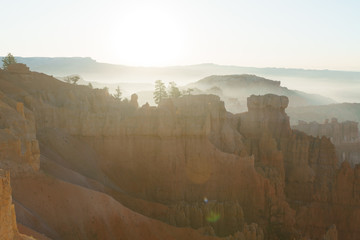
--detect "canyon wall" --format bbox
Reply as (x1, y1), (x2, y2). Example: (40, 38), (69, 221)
(293, 118), (359, 144)
(0, 67), (355, 239)
(0, 89), (40, 173)
(0, 169), (34, 240)
(293, 119), (360, 166)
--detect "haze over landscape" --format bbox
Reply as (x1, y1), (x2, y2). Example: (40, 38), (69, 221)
(1, 1), (360, 240)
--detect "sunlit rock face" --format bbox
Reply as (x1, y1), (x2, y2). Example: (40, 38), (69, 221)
(0, 68), (358, 239)
(0, 90), (40, 173)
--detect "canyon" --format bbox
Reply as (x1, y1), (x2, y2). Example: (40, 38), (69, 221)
(293, 119), (360, 167)
(1, 64), (359, 239)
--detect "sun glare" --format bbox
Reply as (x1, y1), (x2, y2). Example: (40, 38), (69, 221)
(109, 4), (185, 66)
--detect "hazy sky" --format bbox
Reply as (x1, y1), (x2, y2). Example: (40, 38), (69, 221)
(2, 0), (360, 70)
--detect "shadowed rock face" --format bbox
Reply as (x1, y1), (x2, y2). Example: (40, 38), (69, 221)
(292, 119), (360, 167)
(0, 170), (17, 239)
(293, 118), (359, 145)
(0, 169), (34, 240)
(0, 68), (357, 240)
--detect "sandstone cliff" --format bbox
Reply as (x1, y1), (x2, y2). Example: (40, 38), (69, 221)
(0, 89), (40, 173)
(0, 169), (34, 240)
(293, 118), (359, 144)
(0, 67), (358, 239)
(293, 119), (360, 166)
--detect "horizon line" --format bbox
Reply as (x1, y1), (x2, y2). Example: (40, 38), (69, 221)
(3, 55), (360, 73)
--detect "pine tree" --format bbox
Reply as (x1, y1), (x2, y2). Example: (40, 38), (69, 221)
(2, 53), (17, 70)
(114, 86), (122, 100)
(168, 81), (181, 98)
(153, 80), (168, 104)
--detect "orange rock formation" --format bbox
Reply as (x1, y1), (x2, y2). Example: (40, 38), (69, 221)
(0, 169), (34, 240)
(293, 118), (360, 167)
(2, 66), (358, 239)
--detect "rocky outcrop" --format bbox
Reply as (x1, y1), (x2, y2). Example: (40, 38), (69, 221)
(237, 94), (358, 239)
(293, 118), (359, 144)
(6, 64), (30, 74)
(293, 118), (360, 166)
(0, 90), (40, 173)
(0, 169), (34, 240)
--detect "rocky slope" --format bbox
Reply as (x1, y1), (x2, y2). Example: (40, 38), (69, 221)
(2, 64), (358, 239)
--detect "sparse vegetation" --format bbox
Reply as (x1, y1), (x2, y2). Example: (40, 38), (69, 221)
(113, 86), (122, 100)
(168, 81), (181, 98)
(153, 80), (168, 104)
(2, 53), (17, 70)
(64, 75), (80, 85)
(184, 88), (194, 95)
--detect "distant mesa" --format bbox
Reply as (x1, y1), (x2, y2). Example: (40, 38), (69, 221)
(186, 74), (334, 114)
(195, 74), (281, 87)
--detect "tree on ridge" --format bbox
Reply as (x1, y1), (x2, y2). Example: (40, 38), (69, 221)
(2, 53), (17, 70)
(153, 80), (168, 104)
(114, 85), (122, 100)
(168, 81), (181, 98)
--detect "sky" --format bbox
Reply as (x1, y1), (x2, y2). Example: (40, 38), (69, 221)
(1, 0), (360, 70)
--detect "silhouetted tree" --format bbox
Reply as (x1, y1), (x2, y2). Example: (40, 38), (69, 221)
(64, 75), (80, 85)
(2, 53), (17, 70)
(113, 85), (122, 100)
(168, 81), (181, 98)
(153, 80), (168, 104)
(71, 75), (80, 85)
(185, 88), (194, 95)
